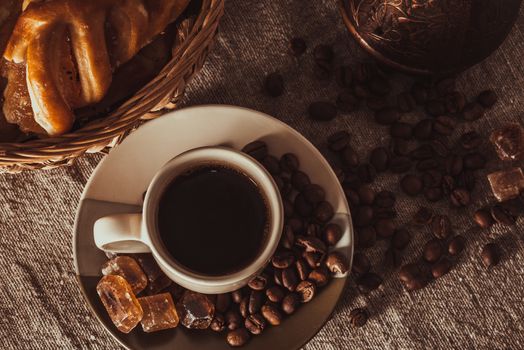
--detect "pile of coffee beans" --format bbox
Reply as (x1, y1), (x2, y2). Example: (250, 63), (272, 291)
(212, 140), (349, 347)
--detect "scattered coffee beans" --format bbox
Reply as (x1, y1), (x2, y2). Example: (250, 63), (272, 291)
(349, 308), (369, 327)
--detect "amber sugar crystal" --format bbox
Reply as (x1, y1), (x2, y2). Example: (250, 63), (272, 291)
(138, 293), (179, 332)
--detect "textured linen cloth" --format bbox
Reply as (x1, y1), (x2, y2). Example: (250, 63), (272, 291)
(1, 1), (524, 349)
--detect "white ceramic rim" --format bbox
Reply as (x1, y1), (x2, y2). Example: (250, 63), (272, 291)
(143, 146), (284, 289)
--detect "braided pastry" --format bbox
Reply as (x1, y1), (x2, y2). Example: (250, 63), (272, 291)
(2, 0), (189, 136)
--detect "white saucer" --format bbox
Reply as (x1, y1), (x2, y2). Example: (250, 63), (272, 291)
(73, 105), (354, 350)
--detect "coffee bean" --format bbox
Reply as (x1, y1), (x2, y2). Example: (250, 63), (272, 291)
(210, 313), (225, 332)
(266, 286), (285, 303)
(459, 131), (482, 150)
(261, 304), (283, 326)
(353, 84), (371, 98)
(436, 78), (456, 96)
(397, 92), (416, 113)
(450, 188), (470, 207)
(413, 206), (434, 225)
(215, 293), (232, 313)
(295, 280), (316, 303)
(375, 108), (400, 125)
(291, 171), (311, 191)
(280, 153), (299, 173)
(374, 207), (397, 220)
(289, 37), (307, 56)
(411, 82), (429, 105)
(280, 225), (295, 249)
(342, 148), (360, 169)
(313, 44), (334, 63)
(337, 91), (360, 112)
(328, 131), (351, 152)
(354, 205), (374, 227)
(248, 291), (263, 315)
(308, 266), (330, 287)
(302, 184), (325, 205)
(366, 96), (390, 111)
(272, 251), (295, 269)
(425, 99), (447, 116)
(413, 119), (434, 140)
(370, 147), (389, 172)
(227, 328), (250, 346)
(356, 185), (375, 205)
(398, 263), (430, 291)
(239, 297), (249, 318)
(303, 251), (324, 268)
(430, 138), (450, 157)
(231, 290), (244, 304)
(481, 243), (500, 268)
(322, 223), (343, 246)
(410, 145), (434, 160)
(422, 170), (443, 189)
(374, 190), (396, 208)
(368, 77), (390, 96)
(282, 198), (294, 219)
(477, 90), (497, 108)
(424, 187), (443, 202)
(400, 174), (423, 196)
(389, 156), (412, 173)
(356, 272), (383, 293)
(245, 314), (266, 335)
(445, 91), (466, 113)
(423, 239), (443, 263)
(501, 199), (524, 217)
(261, 155), (280, 175)
(295, 258), (311, 281)
(384, 247), (402, 268)
(305, 222), (321, 238)
(431, 215), (452, 240)
(314, 201), (333, 223)
(352, 252), (371, 275)
(335, 65), (353, 88)
(392, 228), (411, 250)
(375, 218), (395, 238)
(490, 204), (516, 225)
(296, 236), (327, 254)
(474, 208), (494, 228)
(434, 115), (456, 135)
(445, 155), (463, 176)
(462, 103), (484, 121)
(448, 235), (465, 256)
(282, 267), (299, 291)
(273, 269), (283, 286)
(225, 310), (242, 331)
(357, 163), (377, 183)
(264, 72), (284, 97)
(294, 193), (314, 217)
(281, 293), (299, 315)
(432, 258), (452, 279)
(390, 122), (413, 139)
(349, 308), (368, 327)
(417, 158), (440, 171)
(325, 251), (349, 276)
(344, 186), (360, 208)
(357, 226), (377, 249)
(242, 141), (267, 160)
(463, 153), (486, 170)
(309, 101), (337, 121)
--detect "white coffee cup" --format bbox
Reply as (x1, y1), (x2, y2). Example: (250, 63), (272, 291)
(93, 146), (284, 294)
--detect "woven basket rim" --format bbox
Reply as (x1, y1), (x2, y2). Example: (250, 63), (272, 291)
(0, 0), (224, 170)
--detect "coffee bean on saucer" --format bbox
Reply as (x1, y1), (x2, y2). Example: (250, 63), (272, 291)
(303, 251), (324, 268)
(291, 171), (311, 191)
(280, 153), (300, 173)
(392, 228), (411, 250)
(272, 251), (295, 269)
(281, 293), (300, 315)
(305, 222), (321, 238)
(352, 252), (371, 275)
(282, 267), (299, 291)
(295, 280), (316, 303)
(370, 147), (389, 172)
(374, 108), (400, 125)
(308, 267), (330, 287)
(431, 215), (452, 240)
(261, 304), (283, 326)
(231, 290), (244, 304)
(264, 72), (284, 97)
(309, 101), (337, 121)
(400, 174), (423, 196)
(335, 65), (353, 88)
(273, 269), (284, 286)
(448, 235), (465, 256)
(432, 258), (452, 279)
(245, 314), (266, 335)
(397, 92), (415, 113)
(303, 184), (326, 204)
(266, 286), (285, 303)
(210, 313), (225, 332)
(294, 193), (314, 217)
(261, 155), (280, 175)
(248, 291), (264, 315)
(290, 37), (307, 56)
(349, 308), (369, 327)
(356, 272), (383, 293)
(322, 223), (342, 246)
(239, 297), (249, 318)
(328, 131), (351, 152)
(295, 236), (327, 254)
(242, 141), (267, 160)
(325, 251), (349, 276)
(295, 258), (311, 281)
(216, 293), (232, 313)
(227, 328), (250, 346)
(337, 91), (360, 112)
(477, 90), (497, 108)
(481, 243), (500, 268)
(423, 239), (443, 263)
(225, 310), (242, 331)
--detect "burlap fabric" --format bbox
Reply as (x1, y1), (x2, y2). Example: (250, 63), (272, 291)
(1, 1), (523, 349)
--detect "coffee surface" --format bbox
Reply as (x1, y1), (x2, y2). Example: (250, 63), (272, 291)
(158, 165), (268, 275)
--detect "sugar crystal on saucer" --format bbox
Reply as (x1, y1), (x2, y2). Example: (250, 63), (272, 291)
(176, 290), (215, 329)
(96, 275), (143, 333)
(487, 167), (524, 201)
(102, 256), (147, 294)
(138, 293), (179, 332)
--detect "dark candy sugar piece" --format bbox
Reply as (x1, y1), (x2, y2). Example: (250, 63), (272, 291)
(490, 123), (524, 161)
(487, 167), (524, 202)
(176, 291), (215, 329)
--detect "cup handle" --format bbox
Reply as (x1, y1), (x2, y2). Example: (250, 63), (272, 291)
(93, 213), (151, 253)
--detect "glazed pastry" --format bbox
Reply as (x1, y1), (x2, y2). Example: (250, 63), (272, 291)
(2, 0), (189, 136)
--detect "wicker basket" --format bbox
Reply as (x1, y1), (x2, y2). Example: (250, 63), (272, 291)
(0, 0), (224, 173)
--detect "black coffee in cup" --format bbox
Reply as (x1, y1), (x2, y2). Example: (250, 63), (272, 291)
(157, 165), (269, 276)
